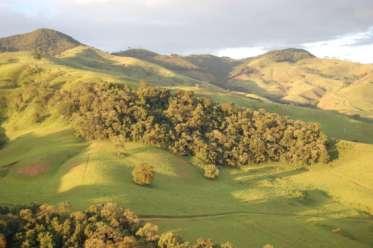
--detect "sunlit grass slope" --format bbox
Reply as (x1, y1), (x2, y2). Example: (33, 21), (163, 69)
(231, 52), (373, 118)
(0, 115), (372, 248)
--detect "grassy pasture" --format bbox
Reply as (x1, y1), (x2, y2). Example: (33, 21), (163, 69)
(0, 119), (372, 247)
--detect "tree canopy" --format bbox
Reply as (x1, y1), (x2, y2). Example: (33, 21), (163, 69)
(0, 203), (231, 247)
(12, 82), (329, 167)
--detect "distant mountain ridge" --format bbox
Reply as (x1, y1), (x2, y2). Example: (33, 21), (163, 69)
(1, 28), (373, 118)
(0, 28), (80, 55)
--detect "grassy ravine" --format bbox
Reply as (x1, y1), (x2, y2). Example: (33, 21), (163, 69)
(0, 115), (373, 248)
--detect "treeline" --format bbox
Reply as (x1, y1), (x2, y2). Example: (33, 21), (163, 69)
(13, 82), (329, 167)
(0, 203), (232, 248)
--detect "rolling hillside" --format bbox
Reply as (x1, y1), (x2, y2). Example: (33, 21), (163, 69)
(0, 111), (372, 247)
(230, 49), (373, 118)
(118, 48), (373, 119)
(2, 28), (373, 119)
(1, 29), (373, 247)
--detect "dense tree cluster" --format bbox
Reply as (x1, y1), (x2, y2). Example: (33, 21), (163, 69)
(11, 81), (329, 167)
(50, 83), (329, 166)
(0, 203), (231, 248)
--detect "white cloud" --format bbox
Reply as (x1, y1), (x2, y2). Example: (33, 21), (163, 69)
(214, 46), (267, 59)
(302, 27), (373, 64)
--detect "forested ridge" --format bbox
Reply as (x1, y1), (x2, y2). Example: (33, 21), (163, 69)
(11, 82), (329, 167)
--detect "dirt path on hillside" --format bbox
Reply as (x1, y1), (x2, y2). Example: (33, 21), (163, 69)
(140, 209), (372, 221)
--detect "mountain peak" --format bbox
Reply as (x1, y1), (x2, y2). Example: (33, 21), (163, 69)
(261, 48), (315, 63)
(0, 28), (81, 55)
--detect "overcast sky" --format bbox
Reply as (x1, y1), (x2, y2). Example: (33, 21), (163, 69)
(1, 0), (373, 63)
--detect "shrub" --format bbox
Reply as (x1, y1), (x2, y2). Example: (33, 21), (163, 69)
(135, 222), (159, 241)
(203, 164), (219, 179)
(220, 241), (234, 248)
(158, 232), (188, 248)
(193, 238), (216, 248)
(132, 164), (155, 186)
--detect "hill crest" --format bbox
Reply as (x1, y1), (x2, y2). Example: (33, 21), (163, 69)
(0, 28), (81, 55)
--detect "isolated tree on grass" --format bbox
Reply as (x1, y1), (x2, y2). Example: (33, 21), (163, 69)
(203, 164), (219, 179)
(132, 164), (155, 186)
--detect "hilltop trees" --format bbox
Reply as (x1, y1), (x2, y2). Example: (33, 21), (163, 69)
(13, 81), (329, 168)
(53, 83), (328, 167)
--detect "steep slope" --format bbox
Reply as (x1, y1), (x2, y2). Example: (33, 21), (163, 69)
(0, 29), (80, 55)
(56, 46), (199, 85)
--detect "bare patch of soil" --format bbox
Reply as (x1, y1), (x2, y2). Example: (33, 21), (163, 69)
(17, 163), (49, 176)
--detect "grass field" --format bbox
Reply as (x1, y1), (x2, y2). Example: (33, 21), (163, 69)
(0, 116), (372, 247)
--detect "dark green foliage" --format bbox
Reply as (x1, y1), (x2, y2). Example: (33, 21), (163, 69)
(13, 81), (329, 167)
(0, 203), (228, 248)
(51, 83), (328, 166)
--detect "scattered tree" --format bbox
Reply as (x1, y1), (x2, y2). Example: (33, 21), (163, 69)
(132, 164), (155, 186)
